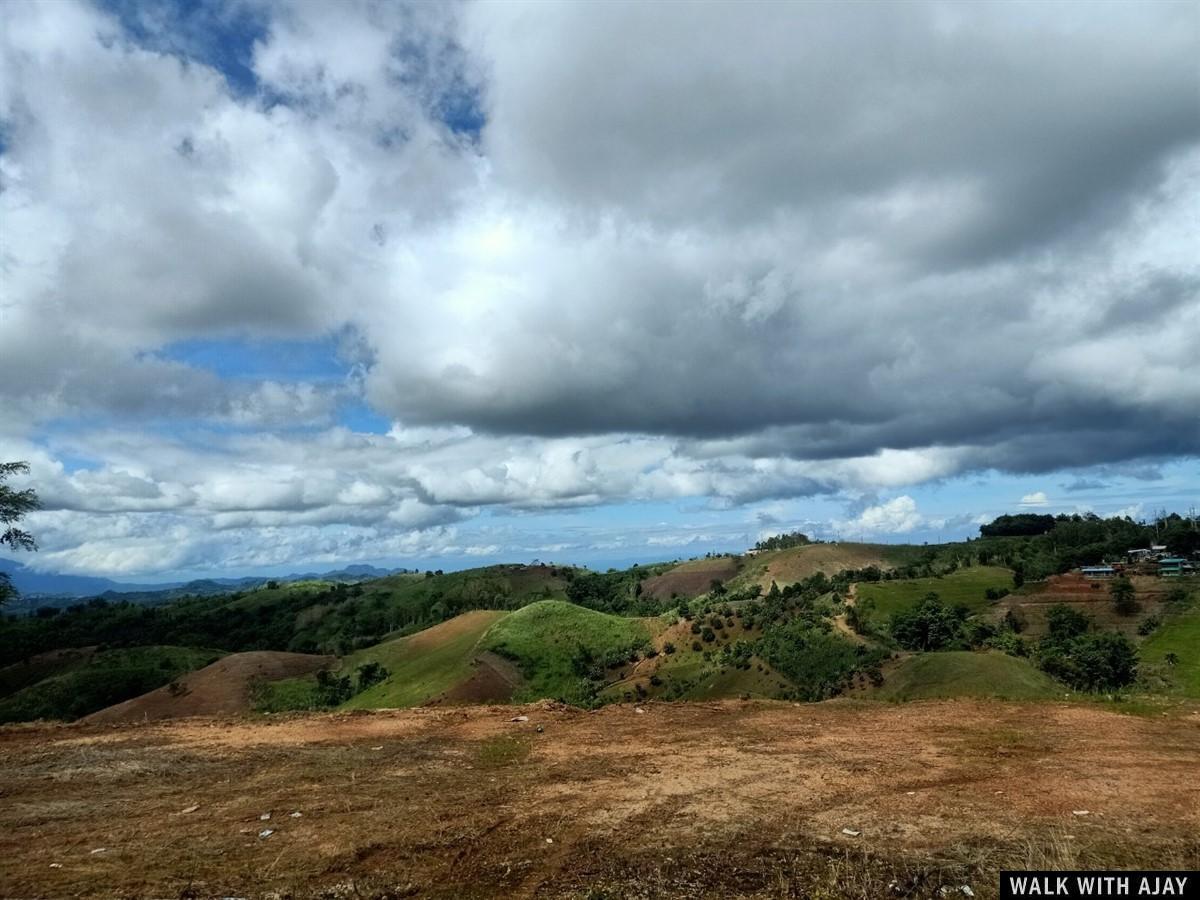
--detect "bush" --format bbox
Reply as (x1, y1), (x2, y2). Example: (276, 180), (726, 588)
(691, 640), (702, 652)
(1110, 577), (1139, 616)
(1137, 615), (1161, 636)
(355, 661), (389, 692)
(315, 670), (354, 706)
(890, 593), (969, 651)
(1045, 604), (1089, 640)
(986, 630), (1028, 657)
(663, 642), (676, 655)
(701, 626), (716, 643)
(1037, 622), (1138, 692)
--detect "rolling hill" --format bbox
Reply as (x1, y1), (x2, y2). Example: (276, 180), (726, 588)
(83, 651), (332, 723)
(0, 646), (225, 723)
(869, 651), (1061, 701)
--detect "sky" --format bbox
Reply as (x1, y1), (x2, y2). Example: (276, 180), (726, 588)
(0, 0), (1197, 581)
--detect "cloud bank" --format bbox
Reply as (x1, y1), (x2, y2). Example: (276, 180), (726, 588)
(0, 0), (1196, 574)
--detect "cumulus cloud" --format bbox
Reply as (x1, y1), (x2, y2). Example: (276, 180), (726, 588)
(837, 496), (925, 537)
(1019, 492), (1050, 508)
(0, 0), (1197, 574)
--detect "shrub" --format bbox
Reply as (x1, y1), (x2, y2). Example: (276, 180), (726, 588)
(701, 627), (716, 643)
(1110, 577), (1139, 616)
(663, 642), (676, 655)
(355, 661), (389, 692)
(889, 593), (968, 651)
(1137, 615), (1160, 636)
(1037, 623), (1138, 692)
(691, 641), (702, 652)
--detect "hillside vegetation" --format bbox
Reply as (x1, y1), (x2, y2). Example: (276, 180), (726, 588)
(870, 651), (1061, 701)
(855, 565), (1014, 625)
(2, 511), (1197, 723)
(0, 645), (223, 723)
(480, 601), (653, 706)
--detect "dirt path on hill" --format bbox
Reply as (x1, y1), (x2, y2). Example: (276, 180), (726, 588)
(831, 583), (866, 644)
(2, 700), (1197, 899)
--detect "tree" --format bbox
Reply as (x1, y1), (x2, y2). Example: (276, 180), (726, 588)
(890, 593), (969, 651)
(1, 461), (41, 607)
(1110, 577), (1138, 616)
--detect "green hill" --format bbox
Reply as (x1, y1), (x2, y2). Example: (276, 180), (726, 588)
(342, 610), (509, 709)
(478, 600), (653, 706)
(871, 651), (1060, 701)
(0, 645), (224, 723)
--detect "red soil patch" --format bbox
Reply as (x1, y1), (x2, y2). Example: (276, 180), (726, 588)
(429, 651), (523, 705)
(81, 651), (333, 724)
(641, 557), (741, 600)
(997, 574), (1171, 637)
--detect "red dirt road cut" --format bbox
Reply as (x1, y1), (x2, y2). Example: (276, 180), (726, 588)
(2, 699), (1197, 898)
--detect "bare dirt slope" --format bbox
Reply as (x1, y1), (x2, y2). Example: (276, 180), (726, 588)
(996, 574), (1171, 637)
(82, 651), (333, 724)
(740, 543), (896, 591)
(641, 557), (742, 600)
(3, 700), (1197, 899)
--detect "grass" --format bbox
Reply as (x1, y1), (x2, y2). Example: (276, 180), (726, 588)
(856, 566), (1013, 623)
(872, 651), (1061, 701)
(342, 610), (509, 709)
(479, 600), (652, 705)
(0, 645), (223, 723)
(1139, 593), (1200, 698)
(474, 733), (532, 768)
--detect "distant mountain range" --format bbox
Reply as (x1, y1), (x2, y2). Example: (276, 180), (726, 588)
(0, 559), (408, 610)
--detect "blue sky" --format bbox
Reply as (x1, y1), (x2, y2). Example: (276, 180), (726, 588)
(0, 0), (1196, 580)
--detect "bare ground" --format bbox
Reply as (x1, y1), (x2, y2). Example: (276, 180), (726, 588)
(2, 700), (1198, 899)
(81, 652), (334, 724)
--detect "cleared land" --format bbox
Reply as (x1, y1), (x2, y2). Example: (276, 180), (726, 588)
(640, 556), (742, 600)
(734, 543), (909, 592)
(996, 573), (1174, 638)
(1, 700), (1196, 899)
(83, 651), (331, 723)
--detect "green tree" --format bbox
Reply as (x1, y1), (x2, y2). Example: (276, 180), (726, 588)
(1110, 577), (1138, 616)
(889, 593), (969, 651)
(1, 462), (41, 607)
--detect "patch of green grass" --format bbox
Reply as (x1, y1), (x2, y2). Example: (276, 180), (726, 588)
(479, 600), (652, 706)
(873, 651), (1061, 701)
(1139, 596), (1200, 698)
(0, 645), (223, 723)
(857, 566), (1013, 623)
(341, 610), (510, 709)
(474, 733), (532, 768)
(251, 674), (327, 712)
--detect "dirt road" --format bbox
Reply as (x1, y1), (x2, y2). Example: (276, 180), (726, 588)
(2, 700), (1197, 899)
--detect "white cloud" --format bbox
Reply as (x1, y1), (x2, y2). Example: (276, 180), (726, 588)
(1019, 491), (1050, 508)
(0, 0), (1196, 575)
(838, 496), (925, 536)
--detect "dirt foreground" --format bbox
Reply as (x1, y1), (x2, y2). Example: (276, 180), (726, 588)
(2, 700), (1198, 899)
